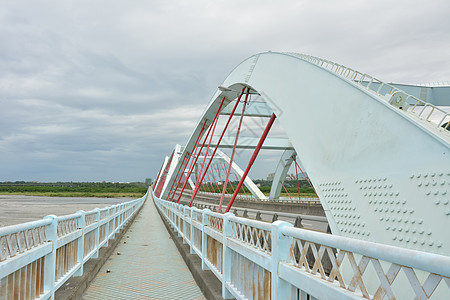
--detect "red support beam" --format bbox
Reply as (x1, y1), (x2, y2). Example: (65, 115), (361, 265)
(209, 162), (222, 193)
(280, 180), (293, 201)
(154, 151), (175, 198)
(224, 113), (276, 213)
(192, 99), (223, 195)
(293, 156), (317, 195)
(189, 89), (245, 207)
(176, 98), (225, 203)
(171, 123), (206, 201)
(218, 89), (249, 212)
(167, 151), (190, 202)
(152, 160), (165, 191)
(166, 120), (206, 201)
(234, 173), (249, 198)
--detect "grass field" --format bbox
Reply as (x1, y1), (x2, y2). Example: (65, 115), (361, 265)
(0, 182), (148, 198)
(0, 181), (318, 199)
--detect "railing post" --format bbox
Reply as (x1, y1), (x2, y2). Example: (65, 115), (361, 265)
(182, 206), (187, 244)
(177, 204), (182, 236)
(201, 209), (210, 270)
(190, 208), (195, 254)
(93, 208), (100, 259)
(111, 205), (117, 238)
(104, 208), (110, 247)
(271, 220), (293, 300)
(222, 212), (234, 299)
(169, 202), (177, 227)
(174, 203), (179, 233)
(74, 210), (85, 276)
(119, 204), (124, 229)
(43, 215), (57, 299)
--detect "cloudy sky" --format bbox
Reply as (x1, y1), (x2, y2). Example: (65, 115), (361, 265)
(1, 0), (449, 182)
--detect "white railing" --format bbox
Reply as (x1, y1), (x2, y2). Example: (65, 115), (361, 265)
(154, 193), (450, 299)
(285, 53), (450, 132)
(0, 194), (146, 299)
(193, 190), (321, 205)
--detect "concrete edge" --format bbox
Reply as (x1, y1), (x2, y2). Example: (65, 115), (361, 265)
(154, 199), (227, 300)
(55, 202), (145, 300)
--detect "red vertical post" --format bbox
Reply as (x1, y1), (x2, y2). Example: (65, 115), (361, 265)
(189, 89), (245, 207)
(224, 113), (276, 213)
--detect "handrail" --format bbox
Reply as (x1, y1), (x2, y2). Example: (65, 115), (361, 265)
(0, 219), (52, 236)
(154, 192), (450, 299)
(0, 193), (147, 299)
(284, 52), (450, 133)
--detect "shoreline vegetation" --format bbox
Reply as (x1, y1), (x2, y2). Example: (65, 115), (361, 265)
(0, 181), (148, 198)
(0, 180), (318, 199)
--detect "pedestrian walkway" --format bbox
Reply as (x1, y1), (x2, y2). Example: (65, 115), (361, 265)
(83, 200), (205, 300)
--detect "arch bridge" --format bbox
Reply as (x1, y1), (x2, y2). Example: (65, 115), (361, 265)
(153, 52), (450, 299)
(1, 52), (450, 299)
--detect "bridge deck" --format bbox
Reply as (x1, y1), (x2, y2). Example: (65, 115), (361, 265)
(82, 200), (205, 299)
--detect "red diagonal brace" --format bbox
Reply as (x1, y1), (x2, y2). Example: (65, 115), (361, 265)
(167, 150), (190, 202)
(166, 121), (206, 201)
(152, 160), (165, 191)
(218, 89), (249, 212)
(189, 89), (245, 207)
(176, 97), (225, 203)
(224, 113), (276, 213)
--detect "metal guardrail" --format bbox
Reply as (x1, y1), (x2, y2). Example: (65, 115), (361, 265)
(194, 190), (321, 205)
(0, 194), (146, 299)
(154, 194), (450, 299)
(193, 202), (328, 225)
(285, 53), (450, 132)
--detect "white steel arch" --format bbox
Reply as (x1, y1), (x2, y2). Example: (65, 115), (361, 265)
(162, 52), (450, 257)
(269, 149), (296, 200)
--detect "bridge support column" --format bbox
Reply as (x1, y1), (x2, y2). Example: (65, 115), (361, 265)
(222, 212), (234, 299)
(271, 221), (293, 300)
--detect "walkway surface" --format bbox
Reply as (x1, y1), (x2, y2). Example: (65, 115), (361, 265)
(83, 200), (205, 299)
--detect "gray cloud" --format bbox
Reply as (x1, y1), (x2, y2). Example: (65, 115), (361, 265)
(1, 0), (449, 181)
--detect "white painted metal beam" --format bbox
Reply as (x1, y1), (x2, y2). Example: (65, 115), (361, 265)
(220, 100), (273, 117)
(209, 136), (293, 150)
